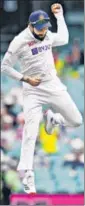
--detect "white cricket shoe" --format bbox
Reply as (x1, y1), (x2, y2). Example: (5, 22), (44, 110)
(45, 109), (65, 134)
(22, 171), (36, 194)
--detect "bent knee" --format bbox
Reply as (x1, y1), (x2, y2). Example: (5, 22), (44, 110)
(72, 115), (83, 127)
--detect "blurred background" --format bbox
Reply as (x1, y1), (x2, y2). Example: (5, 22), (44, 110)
(0, 0), (84, 205)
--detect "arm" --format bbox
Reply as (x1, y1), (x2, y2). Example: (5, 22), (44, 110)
(49, 3), (69, 47)
(1, 36), (41, 86)
(1, 36), (23, 80)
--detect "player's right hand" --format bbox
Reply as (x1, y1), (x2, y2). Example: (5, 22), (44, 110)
(51, 3), (63, 15)
(21, 76), (41, 86)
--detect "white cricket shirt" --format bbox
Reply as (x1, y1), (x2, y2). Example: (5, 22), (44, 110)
(1, 14), (69, 88)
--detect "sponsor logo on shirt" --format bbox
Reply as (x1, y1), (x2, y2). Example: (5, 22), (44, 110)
(31, 44), (51, 55)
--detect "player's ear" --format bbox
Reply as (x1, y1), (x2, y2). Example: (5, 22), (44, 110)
(29, 23), (34, 32)
(29, 23), (34, 29)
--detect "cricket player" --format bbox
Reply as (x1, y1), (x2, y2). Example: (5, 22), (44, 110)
(1, 3), (83, 194)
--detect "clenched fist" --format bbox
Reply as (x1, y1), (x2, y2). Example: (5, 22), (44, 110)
(20, 76), (41, 86)
(51, 3), (63, 15)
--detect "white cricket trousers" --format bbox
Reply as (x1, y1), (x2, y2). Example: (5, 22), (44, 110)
(17, 79), (82, 171)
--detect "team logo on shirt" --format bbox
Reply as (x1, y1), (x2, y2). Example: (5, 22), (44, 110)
(28, 40), (36, 47)
(31, 44), (51, 55)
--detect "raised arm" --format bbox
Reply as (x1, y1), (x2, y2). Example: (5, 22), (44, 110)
(48, 3), (69, 47)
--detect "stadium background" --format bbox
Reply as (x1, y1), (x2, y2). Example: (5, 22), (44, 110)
(1, 0), (84, 205)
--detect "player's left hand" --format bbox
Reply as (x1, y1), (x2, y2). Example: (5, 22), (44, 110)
(51, 3), (63, 15)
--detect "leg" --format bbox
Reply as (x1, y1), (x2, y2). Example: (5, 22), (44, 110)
(17, 95), (43, 171)
(49, 90), (83, 128)
(17, 95), (43, 193)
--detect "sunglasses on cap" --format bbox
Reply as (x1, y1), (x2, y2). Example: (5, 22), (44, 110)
(30, 18), (50, 26)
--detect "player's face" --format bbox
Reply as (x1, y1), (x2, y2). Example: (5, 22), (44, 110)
(33, 27), (48, 41)
(34, 27), (48, 38)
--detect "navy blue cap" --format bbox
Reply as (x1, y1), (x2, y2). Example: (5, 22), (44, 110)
(29, 10), (51, 30)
